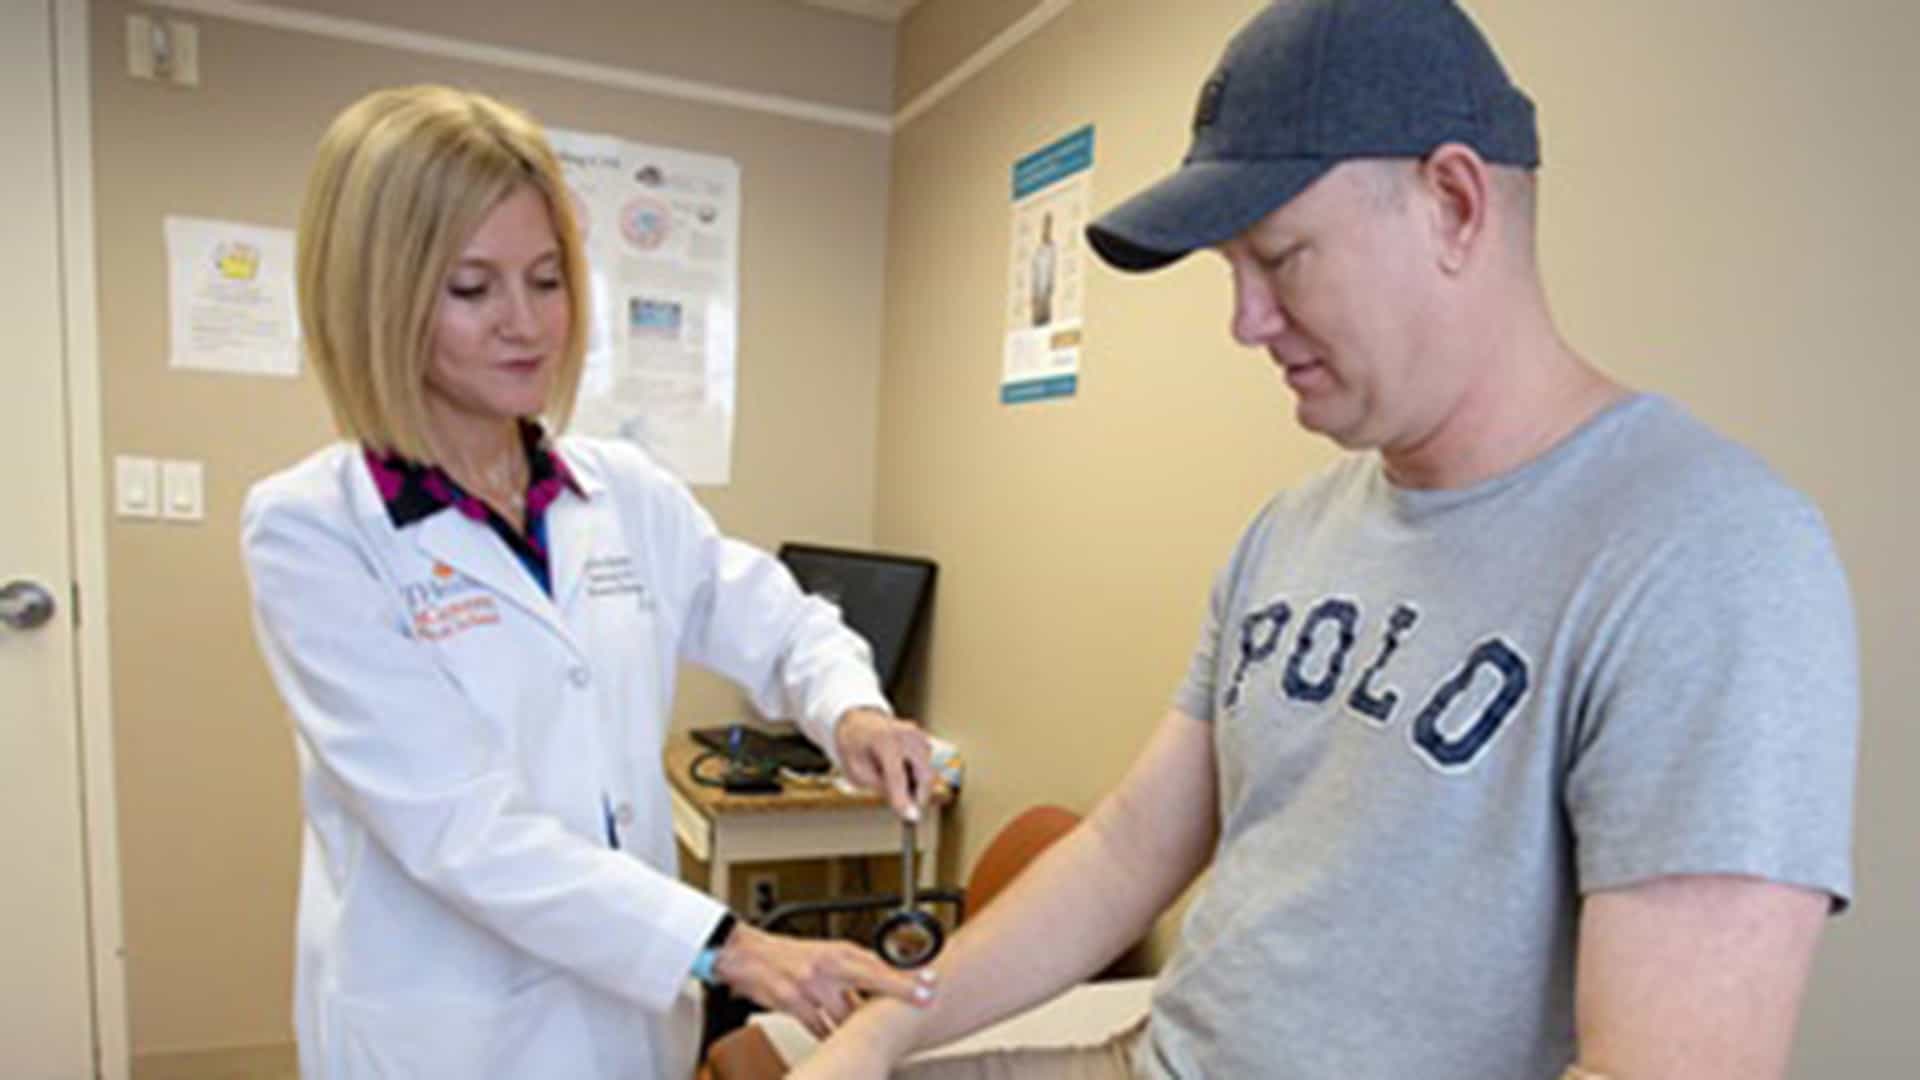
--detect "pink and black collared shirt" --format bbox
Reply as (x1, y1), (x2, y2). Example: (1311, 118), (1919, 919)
(363, 420), (584, 596)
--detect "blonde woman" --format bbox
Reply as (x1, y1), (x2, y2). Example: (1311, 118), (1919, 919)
(241, 86), (934, 1079)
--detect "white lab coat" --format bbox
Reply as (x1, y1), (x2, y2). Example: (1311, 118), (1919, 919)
(241, 436), (888, 1079)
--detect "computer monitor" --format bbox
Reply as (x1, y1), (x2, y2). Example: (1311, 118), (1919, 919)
(777, 543), (937, 697)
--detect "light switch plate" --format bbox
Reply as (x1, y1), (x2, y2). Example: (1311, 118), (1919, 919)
(115, 455), (158, 519)
(126, 14), (155, 80)
(167, 21), (200, 87)
(160, 460), (205, 522)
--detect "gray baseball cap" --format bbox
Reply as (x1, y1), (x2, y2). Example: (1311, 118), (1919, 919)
(1086, 0), (1539, 273)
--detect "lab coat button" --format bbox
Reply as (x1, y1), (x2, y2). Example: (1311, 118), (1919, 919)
(614, 802), (635, 826)
(569, 666), (592, 688)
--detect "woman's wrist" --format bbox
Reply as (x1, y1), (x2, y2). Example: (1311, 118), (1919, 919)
(692, 912), (738, 986)
(711, 919), (766, 987)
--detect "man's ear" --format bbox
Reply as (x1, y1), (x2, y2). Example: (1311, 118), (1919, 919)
(1418, 142), (1491, 275)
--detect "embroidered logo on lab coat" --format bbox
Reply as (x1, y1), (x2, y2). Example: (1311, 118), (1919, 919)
(401, 565), (501, 641)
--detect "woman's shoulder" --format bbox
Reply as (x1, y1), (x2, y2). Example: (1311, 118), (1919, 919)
(238, 443), (383, 576)
(552, 433), (690, 502)
(243, 442), (363, 519)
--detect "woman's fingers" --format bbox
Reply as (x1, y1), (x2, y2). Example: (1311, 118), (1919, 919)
(835, 710), (940, 822)
(722, 927), (937, 1036)
(876, 742), (916, 821)
(827, 943), (937, 1006)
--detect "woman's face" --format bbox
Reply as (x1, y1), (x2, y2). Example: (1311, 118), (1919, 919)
(422, 184), (571, 442)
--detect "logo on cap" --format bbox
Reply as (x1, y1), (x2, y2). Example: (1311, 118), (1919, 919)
(1193, 71), (1229, 132)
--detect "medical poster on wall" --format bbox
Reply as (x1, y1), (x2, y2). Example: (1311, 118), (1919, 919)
(549, 129), (740, 486)
(164, 216), (300, 378)
(1002, 125), (1092, 405)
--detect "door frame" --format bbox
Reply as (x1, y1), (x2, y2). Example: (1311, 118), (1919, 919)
(50, 2), (131, 1076)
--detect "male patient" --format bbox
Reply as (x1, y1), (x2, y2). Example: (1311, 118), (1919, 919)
(798, 1), (1859, 1077)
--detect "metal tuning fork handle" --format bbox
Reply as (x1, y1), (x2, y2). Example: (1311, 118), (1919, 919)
(875, 816), (944, 969)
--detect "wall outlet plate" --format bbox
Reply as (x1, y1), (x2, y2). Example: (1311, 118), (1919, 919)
(748, 873), (778, 918)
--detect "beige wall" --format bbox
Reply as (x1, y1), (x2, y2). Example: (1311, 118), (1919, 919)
(881, 0), (1918, 1073)
(255, 0), (898, 114)
(894, 0), (1043, 108)
(90, 0), (894, 1064)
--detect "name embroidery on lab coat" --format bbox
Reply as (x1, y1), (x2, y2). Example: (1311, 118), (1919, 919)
(402, 562), (502, 641)
(584, 554), (653, 609)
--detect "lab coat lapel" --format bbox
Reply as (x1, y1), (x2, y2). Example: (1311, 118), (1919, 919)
(547, 444), (610, 618)
(547, 495), (602, 618)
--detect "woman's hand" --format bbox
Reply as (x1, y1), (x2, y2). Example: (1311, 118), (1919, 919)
(715, 922), (935, 1038)
(835, 708), (935, 822)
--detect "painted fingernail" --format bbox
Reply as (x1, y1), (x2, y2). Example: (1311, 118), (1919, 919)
(905, 803), (921, 823)
(913, 984), (934, 1004)
(918, 968), (939, 983)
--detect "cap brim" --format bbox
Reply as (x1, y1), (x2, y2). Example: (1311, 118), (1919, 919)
(1086, 157), (1336, 273)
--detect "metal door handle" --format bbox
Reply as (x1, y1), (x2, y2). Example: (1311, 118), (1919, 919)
(0, 580), (56, 631)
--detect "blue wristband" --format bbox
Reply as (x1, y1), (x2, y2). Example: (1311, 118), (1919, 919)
(692, 912), (736, 986)
(690, 946), (721, 986)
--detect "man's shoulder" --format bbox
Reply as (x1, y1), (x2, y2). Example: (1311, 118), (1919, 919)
(1543, 396), (1839, 593)
(1591, 394), (1816, 526)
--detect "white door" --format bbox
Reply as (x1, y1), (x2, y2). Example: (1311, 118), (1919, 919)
(1, 1), (100, 1076)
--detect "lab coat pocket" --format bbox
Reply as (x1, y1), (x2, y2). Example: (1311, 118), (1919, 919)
(324, 976), (596, 1079)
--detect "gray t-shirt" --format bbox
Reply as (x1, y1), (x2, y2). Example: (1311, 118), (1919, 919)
(1139, 394), (1857, 1080)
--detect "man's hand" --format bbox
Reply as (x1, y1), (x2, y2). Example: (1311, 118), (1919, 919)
(715, 923), (936, 1039)
(835, 707), (935, 821)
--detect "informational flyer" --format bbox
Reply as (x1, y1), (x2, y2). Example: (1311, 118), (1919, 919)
(1003, 125), (1092, 405)
(549, 129), (740, 486)
(164, 216), (300, 378)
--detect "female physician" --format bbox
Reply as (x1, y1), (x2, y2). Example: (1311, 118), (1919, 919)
(240, 85), (934, 1078)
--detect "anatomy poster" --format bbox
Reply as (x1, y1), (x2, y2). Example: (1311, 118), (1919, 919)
(1003, 126), (1092, 405)
(551, 129), (740, 485)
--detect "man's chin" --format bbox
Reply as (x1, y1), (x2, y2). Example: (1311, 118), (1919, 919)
(1293, 400), (1365, 448)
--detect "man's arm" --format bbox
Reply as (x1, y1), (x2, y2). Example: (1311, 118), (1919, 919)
(796, 707), (1219, 1076)
(1571, 874), (1829, 1079)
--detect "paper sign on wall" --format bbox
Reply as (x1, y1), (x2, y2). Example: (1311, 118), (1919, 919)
(1003, 125), (1093, 406)
(164, 216), (300, 378)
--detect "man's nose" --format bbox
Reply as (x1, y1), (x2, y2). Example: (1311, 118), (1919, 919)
(1230, 268), (1287, 346)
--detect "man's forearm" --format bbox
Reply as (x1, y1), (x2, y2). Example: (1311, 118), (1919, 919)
(846, 710), (1218, 1060)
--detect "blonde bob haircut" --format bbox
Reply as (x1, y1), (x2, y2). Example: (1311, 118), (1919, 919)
(295, 85), (588, 463)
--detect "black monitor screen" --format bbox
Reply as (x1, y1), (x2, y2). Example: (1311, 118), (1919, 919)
(777, 543), (937, 695)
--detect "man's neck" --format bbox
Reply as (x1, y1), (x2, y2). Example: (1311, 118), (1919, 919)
(1382, 327), (1625, 491)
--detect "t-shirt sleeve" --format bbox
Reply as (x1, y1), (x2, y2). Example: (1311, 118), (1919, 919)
(1565, 490), (1859, 910)
(1174, 499), (1283, 724)
(1173, 565), (1231, 723)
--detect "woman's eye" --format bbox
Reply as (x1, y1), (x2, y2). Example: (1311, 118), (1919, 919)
(531, 276), (564, 293)
(447, 281), (489, 300)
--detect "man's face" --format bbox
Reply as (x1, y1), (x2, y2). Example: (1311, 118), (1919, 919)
(1214, 161), (1443, 451)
